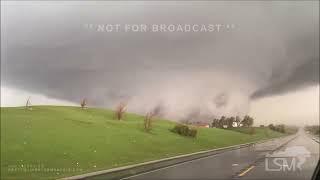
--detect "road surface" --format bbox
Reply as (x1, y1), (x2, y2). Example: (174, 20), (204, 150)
(125, 129), (319, 180)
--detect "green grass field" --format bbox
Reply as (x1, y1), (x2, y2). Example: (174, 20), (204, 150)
(1, 106), (286, 179)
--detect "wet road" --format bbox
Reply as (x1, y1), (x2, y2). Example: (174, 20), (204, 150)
(125, 130), (319, 180)
(242, 129), (319, 180)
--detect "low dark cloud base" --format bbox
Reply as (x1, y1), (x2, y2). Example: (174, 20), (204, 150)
(1, 2), (319, 122)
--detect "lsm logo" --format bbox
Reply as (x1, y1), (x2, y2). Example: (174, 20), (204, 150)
(265, 146), (311, 172)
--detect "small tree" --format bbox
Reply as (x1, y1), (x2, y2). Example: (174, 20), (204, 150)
(241, 115), (254, 127)
(143, 107), (161, 132)
(80, 98), (87, 109)
(227, 117), (235, 128)
(241, 116), (248, 127)
(268, 124), (275, 130)
(25, 97), (32, 110)
(144, 112), (154, 132)
(115, 102), (127, 120)
(218, 116), (226, 128)
(211, 118), (219, 128)
(235, 116), (241, 127)
(171, 124), (197, 138)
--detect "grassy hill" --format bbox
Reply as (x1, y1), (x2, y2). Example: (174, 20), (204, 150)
(1, 106), (285, 179)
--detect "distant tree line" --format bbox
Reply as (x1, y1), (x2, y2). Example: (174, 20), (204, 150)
(211, 115), (254, 129)
(305, 125), (320, 135)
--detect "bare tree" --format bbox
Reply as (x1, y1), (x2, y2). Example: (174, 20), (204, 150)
(25, 96), (32, 110)
(115, 102), (127, 120)
(80, 98), (87, 109)
(144, 112), (153, 132)
(144, 108), (159, 132)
